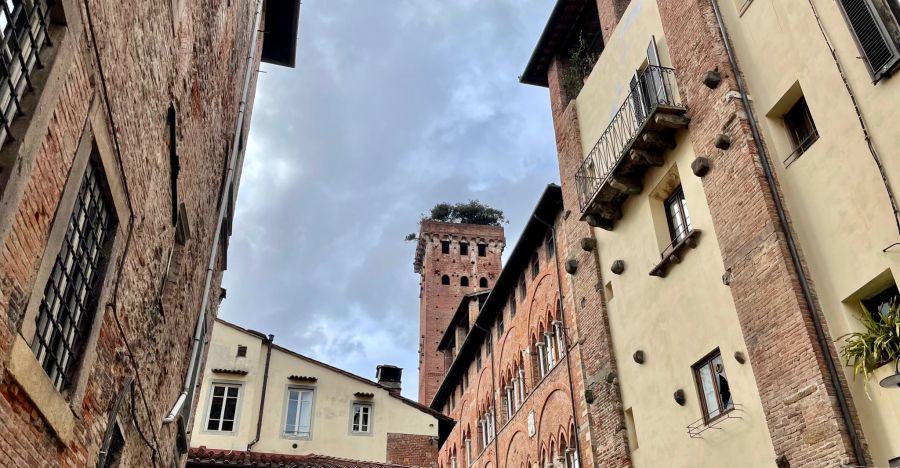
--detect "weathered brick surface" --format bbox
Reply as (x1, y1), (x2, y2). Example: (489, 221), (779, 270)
(544, 57), (631, 468)
(595, 0), (633, 43)
(416, 221), (505, 405)
(653, 1), (868, 466)
(433, 212), (592, 468)
(386, 432), (439, 468)
(0, 0), (265, 466)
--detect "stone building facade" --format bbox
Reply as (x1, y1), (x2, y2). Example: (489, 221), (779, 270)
(415, 220), (505, 404)
(0, 0), (298, 466)
(514, 0), (900, 467)
(420, 186), (594, 468)
(188, 319), (446, 468)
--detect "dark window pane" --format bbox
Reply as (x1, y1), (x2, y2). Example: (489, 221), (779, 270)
(32, 157), (115, 391)
(221, 420), (233, 432)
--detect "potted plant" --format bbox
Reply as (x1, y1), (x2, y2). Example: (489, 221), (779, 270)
(840, 297), (900, 393)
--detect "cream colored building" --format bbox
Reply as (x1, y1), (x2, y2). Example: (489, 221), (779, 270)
(189, 319), (448, 467)
(519, 0), (900, 466)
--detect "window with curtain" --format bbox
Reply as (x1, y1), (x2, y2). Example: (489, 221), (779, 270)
(351, 403), (373, 433)
(284, 388), (314, 438)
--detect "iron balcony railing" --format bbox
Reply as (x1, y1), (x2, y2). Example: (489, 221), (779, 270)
(575, 65), (682, 212)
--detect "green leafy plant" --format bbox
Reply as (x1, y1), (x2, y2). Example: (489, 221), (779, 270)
(420, 201), (506, 226)
(839, 297), (900, 388)
(561, 34), (600, 102)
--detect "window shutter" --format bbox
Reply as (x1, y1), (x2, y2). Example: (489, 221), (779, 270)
(838, 0), (900, 81)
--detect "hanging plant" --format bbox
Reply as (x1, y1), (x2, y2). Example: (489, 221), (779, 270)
(561, 34), (600, 102)
(839, 296), (900, 391)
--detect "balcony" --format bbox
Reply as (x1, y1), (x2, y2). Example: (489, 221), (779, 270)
(575, 66), (689, 230)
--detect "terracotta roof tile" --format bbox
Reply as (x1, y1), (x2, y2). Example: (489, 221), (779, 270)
(187, 447), (415, 468)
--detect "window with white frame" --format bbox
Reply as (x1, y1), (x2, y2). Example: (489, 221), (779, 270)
(206, 383), (240, 432)
(351, 402), (373, 434)
(284, 388), (314, 438)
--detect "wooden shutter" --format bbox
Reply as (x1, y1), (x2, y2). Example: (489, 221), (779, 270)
(838, 0), (900, 81)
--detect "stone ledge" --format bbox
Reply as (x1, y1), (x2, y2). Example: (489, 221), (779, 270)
(6, 335), (75, 445)
(649, 229), (702, 278)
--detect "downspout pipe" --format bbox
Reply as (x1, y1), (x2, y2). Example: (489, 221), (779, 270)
(532, 213), (583, 462)
(163, 0), (265, 424)
(248, 334), (275, 451)
(709, 1), (866, 464)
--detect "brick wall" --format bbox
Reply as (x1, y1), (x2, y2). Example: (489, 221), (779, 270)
(387, 433), (439, 468)
(545, 56), (631, 468)
(654, 1), (868, 466)
(435, 211), (590, 468)
(0, 0), (265, 466)
(416, 220), (504, 405)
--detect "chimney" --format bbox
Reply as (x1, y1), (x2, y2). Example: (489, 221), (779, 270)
(376, 365), (402, 396)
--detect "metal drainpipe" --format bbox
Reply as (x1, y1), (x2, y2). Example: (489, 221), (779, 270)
(533, 214), (584, 464)
(709, 1), (866, 464)
(163, 0), (265, 424)
(248, 334), (275, 451)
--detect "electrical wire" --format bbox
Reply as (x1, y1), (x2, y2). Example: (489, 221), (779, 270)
(805, 0), (900, 236)
(82, 0), (162, 464)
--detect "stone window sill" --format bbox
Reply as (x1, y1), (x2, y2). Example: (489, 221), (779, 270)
(6, 335), (75, 445)
(649, 229), (702, 278)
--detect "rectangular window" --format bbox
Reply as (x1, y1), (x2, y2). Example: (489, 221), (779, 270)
(546, 234), (555, 258)
(693, 351), (733, 423)
(477, 243), (487, 257)
(351, 403), (372, 433)
(236, 345), (247, 357)
(861, 283), (898, 322)
(206, 384), (241, 432)
(531, 254), (539, 279)
(497, 315), (505, 337)
(837, 0), (900, 81)
(783, 97), (818, 164)
(518, 275), (526, 301)
(485, 335), (492, 356)
(509, 294), (516, 317)
(0, 0), (56, 150)
(664, 185), (692, 244)
(476, 350), (482, 370)
(284, 388), (314, 438)
(32, 156), (116, 391)
(441, 240), (450, 254)
(460, 242), (468, 256)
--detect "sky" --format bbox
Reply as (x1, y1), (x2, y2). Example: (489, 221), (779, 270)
(220, 0), (559, 401)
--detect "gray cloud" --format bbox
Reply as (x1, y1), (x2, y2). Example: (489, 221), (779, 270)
(221, 0), (558, 399)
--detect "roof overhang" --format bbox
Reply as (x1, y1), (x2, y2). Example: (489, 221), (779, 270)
(520, 0), (600, 87)
(261, 0), (301, 68)
(437, 291), (491, 351)
(429, 185), (563, 410)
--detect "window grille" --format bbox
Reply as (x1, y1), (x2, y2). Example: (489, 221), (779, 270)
(0, 0), (55, 150)
(32, 156), (114, 391)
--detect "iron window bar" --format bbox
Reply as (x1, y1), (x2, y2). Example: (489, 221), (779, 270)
(783, 129), (819, 167)
(574, 65), (682, 213)
(31, 156), (115, 391)
(686, 403), (744, 438)
(0, 0), (54, 150)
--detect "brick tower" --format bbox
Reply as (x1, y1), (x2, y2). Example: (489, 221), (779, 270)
(414, 220), (504, 405)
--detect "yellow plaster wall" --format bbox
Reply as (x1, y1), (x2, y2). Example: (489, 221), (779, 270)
(190, 321), (439, 461)
(573, 0), (778, 466)
(719, 0), (900, 464)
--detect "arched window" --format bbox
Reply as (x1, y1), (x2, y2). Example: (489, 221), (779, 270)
(461, 276), (469, 287)
(479, 277), (488, 288)
(566, 424), (580, 468)
(442, 275), (450, 285)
